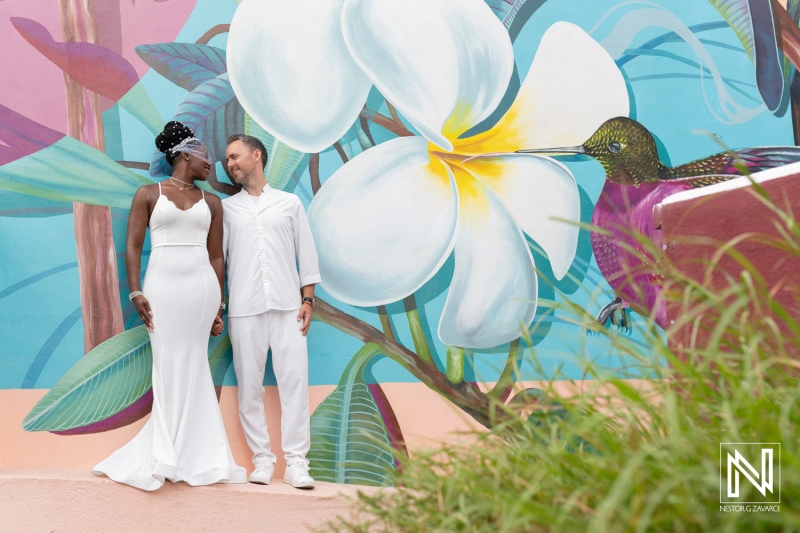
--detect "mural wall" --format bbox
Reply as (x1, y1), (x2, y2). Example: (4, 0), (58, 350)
(1, 0), (798, 486)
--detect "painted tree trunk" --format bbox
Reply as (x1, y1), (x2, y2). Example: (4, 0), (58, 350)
(60, 0), (124, 353)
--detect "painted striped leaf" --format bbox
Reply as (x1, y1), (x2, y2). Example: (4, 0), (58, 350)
(150, 74), (244, 178)
(23, 326), (152, 432)
(208, 334), (233, 386)
(244, 113), (305, 191)
(307, 344), (396, 487)
(209, 334), (233, 400)
(0, 136), (153, 209)
(135, 42), (227, 92)
(708, 0), (785, 111)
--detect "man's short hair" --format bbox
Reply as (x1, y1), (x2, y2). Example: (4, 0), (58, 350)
(226, 134), (268, 170)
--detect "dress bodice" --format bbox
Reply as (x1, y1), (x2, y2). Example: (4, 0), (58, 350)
(149, 184), (211, 248)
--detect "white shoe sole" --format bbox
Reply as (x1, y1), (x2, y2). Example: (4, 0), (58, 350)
(249, 474), (273, 485)
(283, 478), (315, 489)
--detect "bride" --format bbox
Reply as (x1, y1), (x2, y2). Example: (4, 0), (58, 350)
(93, 121), (246, 491)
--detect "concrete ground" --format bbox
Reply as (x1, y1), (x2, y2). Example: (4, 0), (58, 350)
(0, 468), (382, 532)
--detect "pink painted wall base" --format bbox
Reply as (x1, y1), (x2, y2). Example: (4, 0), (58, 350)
(0, 383), (482, 477)
(1, 380), (656, 478)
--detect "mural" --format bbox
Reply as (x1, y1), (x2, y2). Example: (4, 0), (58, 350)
(2, 0), (800, 486)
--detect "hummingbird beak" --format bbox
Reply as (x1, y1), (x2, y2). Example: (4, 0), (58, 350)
(516, 146), (586, 155)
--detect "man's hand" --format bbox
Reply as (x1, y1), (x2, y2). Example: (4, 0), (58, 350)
(211, 315), (224, 336)
(297, 303), (312, 336)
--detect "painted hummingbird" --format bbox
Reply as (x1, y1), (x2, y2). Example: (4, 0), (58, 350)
(519, 116), (800, 330)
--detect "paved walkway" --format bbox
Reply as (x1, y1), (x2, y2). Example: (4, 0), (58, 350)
(0, 467), (383, 532)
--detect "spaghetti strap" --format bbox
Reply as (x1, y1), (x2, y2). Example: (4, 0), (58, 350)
(158, 182), (162, 195)
(200, 189), (205, 200)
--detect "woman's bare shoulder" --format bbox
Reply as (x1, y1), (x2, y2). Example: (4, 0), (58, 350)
(135, 183), (160, 195)
(204, 191), (224, 207)
(131, 183), (160, 205)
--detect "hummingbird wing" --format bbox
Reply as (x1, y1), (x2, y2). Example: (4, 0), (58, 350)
(659, 147), (800, 188)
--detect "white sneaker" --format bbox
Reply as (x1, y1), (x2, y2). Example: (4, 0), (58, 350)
(249, 460), (274, 485)
(283, 462), (315, 489)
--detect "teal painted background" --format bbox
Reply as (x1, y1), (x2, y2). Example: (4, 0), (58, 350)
(1, 0), (797, 484)
(1, 0), (794, 390)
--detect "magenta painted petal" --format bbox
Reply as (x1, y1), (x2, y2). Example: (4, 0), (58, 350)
(11, 17), (139, 102)
(0, 104), (65, 166)
(52, 388), (153, 435)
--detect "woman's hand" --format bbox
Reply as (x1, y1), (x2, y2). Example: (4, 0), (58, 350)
(133, 295), (153, 331)
(211, 315), (224, 336)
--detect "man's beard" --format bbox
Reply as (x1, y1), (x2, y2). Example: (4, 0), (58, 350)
(238, 168), (265, 188)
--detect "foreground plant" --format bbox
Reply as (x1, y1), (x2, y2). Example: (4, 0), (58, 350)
(326, 193), (800, 532)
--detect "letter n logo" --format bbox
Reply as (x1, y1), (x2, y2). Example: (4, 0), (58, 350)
(720, 443), (780, 504)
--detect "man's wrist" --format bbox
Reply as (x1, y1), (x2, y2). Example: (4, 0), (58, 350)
(302, 296), (314, 308)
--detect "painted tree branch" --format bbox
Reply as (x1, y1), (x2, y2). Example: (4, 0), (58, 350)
(359, 107), (414, 137)
(359, 115), (376, 146)
(333, 141), (349, 163)
(195, 24), (230, 45)
(314, 299), (513, 428)
(376, 305), (396, 342)
(116, 160), (149, 170)
(403, 295), (433, 365)
(309, 153), (321, 194)
(385, 100), (401, 124)
(489, 339), (520, 402)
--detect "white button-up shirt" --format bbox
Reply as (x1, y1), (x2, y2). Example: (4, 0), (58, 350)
(222, 184), (321, 317)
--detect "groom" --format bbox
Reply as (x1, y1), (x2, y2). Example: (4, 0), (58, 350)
(222, 134), (320, 489)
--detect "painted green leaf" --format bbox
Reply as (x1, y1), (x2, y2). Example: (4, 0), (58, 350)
(307, 343), (396, 487)
(265, 138), (306, 191)
(244, 113), (305, 191)
(118, 82), (167, 136)
(0, 136), (152, 209)
(150, 74), (244, 177)
(135, 42), (227, 92)
(708, 0), (756, 60)
(23, 326), (152, 432)
(708, 0), (784, 111)
(208, 333), (232, 386)
(0, 189), (71, 218)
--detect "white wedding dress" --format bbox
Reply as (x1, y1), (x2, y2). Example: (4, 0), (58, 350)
(93, 184), (246, 491)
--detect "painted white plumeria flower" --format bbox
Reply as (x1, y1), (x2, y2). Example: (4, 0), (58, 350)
(228, 0), (628, 348)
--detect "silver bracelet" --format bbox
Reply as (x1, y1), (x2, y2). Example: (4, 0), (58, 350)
(128, 291), (143, 301)
(219, 302), (226, 310)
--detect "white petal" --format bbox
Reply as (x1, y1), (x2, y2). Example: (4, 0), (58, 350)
(308, 137), (457, 306)
(227, 0), (372, 153)
(453, 21), (629, 154)
(438, 167), (537, 349)
(461, 154), (579, 279)
(342, 0), (513, 150)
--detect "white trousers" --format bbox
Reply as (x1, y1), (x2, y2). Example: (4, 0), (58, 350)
(229, 310), (310, 467)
